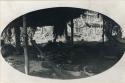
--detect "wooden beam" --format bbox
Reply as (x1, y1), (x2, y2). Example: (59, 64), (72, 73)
(64, 24), (68, 42)
(71, 19), (74, 44)
(23, 15), (29, 74)
(102, 16), (105, 44)
(14, 27), (21, 49)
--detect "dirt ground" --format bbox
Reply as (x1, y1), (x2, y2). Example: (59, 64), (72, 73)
(3, 41), (125, 79)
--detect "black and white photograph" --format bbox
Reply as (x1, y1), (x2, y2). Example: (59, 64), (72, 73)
(1, 7), (125, 79)
(0, 1), (125, 83)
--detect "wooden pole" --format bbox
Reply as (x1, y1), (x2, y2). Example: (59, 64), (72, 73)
(14, 27), (21, 52)
(102, 16), (105, 44)
(23, 15), (29, 74)
(64, 24), (68, 42)
(71, 19), (74, 44)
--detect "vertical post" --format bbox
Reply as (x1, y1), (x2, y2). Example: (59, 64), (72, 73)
(102, 16), (105, 44)
(71, 19), (74, 44)
(64, 23), (68, 42)
(14, 27), (21, 51)
(23, 15), (29, 74)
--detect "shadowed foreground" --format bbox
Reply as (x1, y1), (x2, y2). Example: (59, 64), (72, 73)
(3, 41), (125, 79)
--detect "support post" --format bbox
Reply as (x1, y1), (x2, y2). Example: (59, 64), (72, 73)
(23, 15), (29, 75)
(102, 17), (105, 44)
(14, 27), (21, 51)
(71, 19), (74, 44)
(65, 24), (68, 42)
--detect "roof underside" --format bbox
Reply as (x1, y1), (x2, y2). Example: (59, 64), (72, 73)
(8, 7), (85, 28)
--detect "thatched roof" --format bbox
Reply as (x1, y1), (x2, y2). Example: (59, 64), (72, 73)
(3, 7), (122, 40)
(8, 7), (85, 28)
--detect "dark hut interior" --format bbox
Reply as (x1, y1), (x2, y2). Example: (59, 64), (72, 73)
(1, 7), (125, 79)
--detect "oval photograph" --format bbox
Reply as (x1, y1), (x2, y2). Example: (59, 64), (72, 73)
(1, 7), (125, 79)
